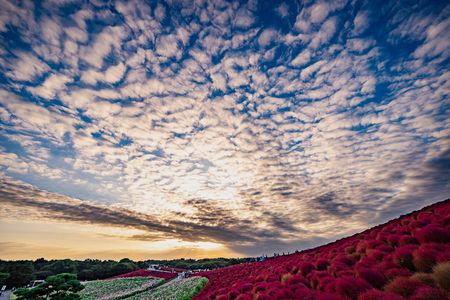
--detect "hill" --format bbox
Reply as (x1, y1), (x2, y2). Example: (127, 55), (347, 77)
(193, 199), (450, 299)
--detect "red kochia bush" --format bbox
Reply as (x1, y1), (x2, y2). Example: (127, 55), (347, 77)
(409, 287), (449, 300)
(393, 245), (418, 270)
(413, 243), (440, 272)
(108, 269), (177, 280)
(192, 200), (450, 300)
(357, 289), (403, 300)
(298, 262), (315, 276)
(334, 276), (371, 299)
(398, 235), (419, 246)
(414, 225), (450, 244)
(385, 277), (426, 298)
(356, 268), (386, 289)
(315, 259), (330, 271)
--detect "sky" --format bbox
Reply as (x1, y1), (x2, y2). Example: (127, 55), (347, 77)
(0, 0), (449, 260)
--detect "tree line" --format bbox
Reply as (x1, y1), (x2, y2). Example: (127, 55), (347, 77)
(0, 257), (250, 288)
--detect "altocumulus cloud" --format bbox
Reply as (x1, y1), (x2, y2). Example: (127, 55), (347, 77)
(0, 0), (449, 256)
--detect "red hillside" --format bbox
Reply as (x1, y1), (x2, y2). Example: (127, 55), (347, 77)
(108, 269), (177, 280)
(193, 199), (450, 300)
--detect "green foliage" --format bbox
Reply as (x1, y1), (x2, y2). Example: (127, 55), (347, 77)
(180, 277), (208, 300)
(0, 272), (9, 285)
(145, 257), (250, 270)
(0, 257), (248, 288)
(15, 273), (84, 300)
(79, 277), (162, 300)
(0, 260), (34, 288)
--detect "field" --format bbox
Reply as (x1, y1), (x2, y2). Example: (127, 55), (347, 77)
(108, 269), (177, 280)
(123, 276), (208, 300)
(192, 200), (450, 299)
(79, 277), (163, 300)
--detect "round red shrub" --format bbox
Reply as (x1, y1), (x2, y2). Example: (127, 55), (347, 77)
(413, 245), (439, 272)
(409, 286), (449, 300)
(384, 277), (426, 298)
(398, 235), (419, 246)
(298, 262), (315, 276)
(235, 294), (252, 300)
(393, 245), (418, 270)
(346, 245), (356, 254)
(415, 225), (450, 244)
(387, 234), (401, 247)
(314, 291), (348, 300)
(365, 249), (384, 261)
(254, 293), (270, 300)
(315, 259), (330, 271)
(357, 289), (403, 300)
(228, 289), (240, 298)
(239, 283), (253, 292)
(252, 282), (267, 293)
(357, 268), (386, 289)
(335, 276), (372, 299)
(334, 255), (356, 266)
(269, 288), (295, 299)
(285, 274), (308, 287)
(383, 267), (413, 280)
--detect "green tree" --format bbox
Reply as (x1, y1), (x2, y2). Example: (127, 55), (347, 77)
(0, 272), (9, 286)
(15, 273), (84, 300)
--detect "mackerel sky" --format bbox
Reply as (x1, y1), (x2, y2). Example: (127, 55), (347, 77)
(0, 0), (449, 259)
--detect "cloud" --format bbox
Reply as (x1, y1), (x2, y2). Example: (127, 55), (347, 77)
(258, 28), (278, 47)
(81, 62), (126, 85)
(234, 7), (255, 29)
(7, 52), (50, 81)
(81, 26), (127, 68)
(28, 73), (73, 98)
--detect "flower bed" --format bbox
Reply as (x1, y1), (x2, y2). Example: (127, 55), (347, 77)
(108, 269), (177, 280)
(80, 277), (163, 300)
(193, 199), (450, 299)
(123, 277), (208, 300)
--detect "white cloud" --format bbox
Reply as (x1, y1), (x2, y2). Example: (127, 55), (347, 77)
(258, 28), (278, 47)
(291, 49), (312, 67)
(234, 7), (255, 29)
(81, 62), (126, 85)
(310, 17), (337, 49)
(27, 73), (72, 99)
(309, 2), (330, 23)
(81, 26), (127, 68)
(7, 52), (50, 81)
(156, 34), (181, 58)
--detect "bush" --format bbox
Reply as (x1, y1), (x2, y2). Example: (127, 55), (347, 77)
(398, 235), (419, 246)
(298, 262), (315, 276)
(413, 245), (439, 273)
(409, 286), (449, 300)
(433, 261), (450, 291)
(315, 259), (329, 271)
(384, 277), (426, 298)
(393, 245), (418, 270)
(383, 267), (412, 280)
(415, 225), (450, 244)
(357, 268), (386, 289)
(334, 276), (371, 299)
(357, 289), (403, 300)
(411, 272), (436, 286)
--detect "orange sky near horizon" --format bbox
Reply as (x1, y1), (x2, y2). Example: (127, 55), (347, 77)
(0, 219), (242, 261)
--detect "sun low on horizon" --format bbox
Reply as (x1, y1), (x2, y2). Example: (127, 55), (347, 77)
(0, 0), (449, 261)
